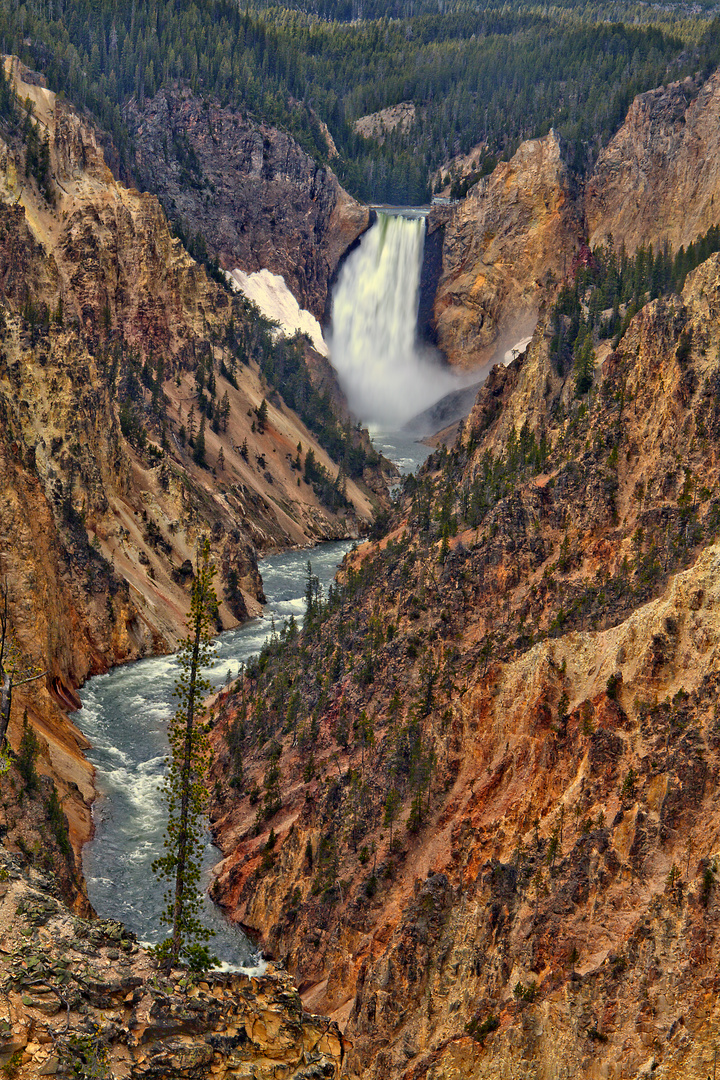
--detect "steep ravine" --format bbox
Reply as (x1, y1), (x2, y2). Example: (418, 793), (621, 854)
(0, 58), (384, 867)
(207, 250), (720, 1079)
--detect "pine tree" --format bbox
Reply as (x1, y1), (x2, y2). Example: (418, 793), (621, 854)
(194, 414), (206, 466)
(0, 585), (12, 748)
(220, 390), (230, 432)
(383, 787), (400, 849)
(17, 710), (40, 793)
(153, 541), (217, 971)
(574, 333), (595, 397)
(255, 397), (268, 434)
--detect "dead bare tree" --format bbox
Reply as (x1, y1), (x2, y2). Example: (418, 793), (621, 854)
(0, 580), (46, 750)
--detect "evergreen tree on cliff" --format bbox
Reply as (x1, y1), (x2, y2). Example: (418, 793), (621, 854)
(153, 540), (217, 970)
(193, 414), (206, 467)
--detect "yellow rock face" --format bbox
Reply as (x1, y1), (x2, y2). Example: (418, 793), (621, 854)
(433, 133), (583, 370)
(586, 70), (720, 254)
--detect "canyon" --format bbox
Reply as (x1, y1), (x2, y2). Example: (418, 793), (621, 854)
(3, 35), (720, 1080)
(203, 68), (720, 1080)
(0, 57), (385, 865)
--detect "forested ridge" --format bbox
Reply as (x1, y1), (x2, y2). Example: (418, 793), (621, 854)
(1, 0), (720, 203)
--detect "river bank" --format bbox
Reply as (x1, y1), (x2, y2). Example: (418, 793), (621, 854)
(77, 427), (432, 961)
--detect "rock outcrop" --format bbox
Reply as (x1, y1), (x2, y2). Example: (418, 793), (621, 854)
(126, 87), (370, 320)
(207, 246), (720, 1079)
(431, 132), (583, 369)
(0, 850), (343, 1080)
(587, 70), (720, 253)
(354, 103), (417, 142)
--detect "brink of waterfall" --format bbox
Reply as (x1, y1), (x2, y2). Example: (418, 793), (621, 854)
(329, 212), (466, 429)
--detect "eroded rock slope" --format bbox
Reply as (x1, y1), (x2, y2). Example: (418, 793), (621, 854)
(207, 243), (720, 1079)
(0, 850), (343, 1079)
(431, 132), (583, 370)
(0, 58), (382, 854)
(587, 69), (720, 253)
(127, 87), (370, 321)
(431, 66), (720, 374)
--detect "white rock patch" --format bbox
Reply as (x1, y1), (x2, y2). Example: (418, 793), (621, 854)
(504, 335), (533, 365)
(227, 268), (329, 357)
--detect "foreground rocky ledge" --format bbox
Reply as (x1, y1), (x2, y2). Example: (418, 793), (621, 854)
(0, 853), (343, 1079)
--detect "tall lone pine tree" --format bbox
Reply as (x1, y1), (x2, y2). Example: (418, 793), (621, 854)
(154, 540), (217, 970)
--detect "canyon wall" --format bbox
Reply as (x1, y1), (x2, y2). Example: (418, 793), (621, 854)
(431, 132), (583, 370)
(207, 245), (720, 1079)
(126, 87), (370, 321)
(0, 59), (382, 862)
(432, 67), (720, 374)
(586, 70), (720, 254)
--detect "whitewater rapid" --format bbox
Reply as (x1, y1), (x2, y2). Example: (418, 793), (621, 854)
(79, 541), (357, 967)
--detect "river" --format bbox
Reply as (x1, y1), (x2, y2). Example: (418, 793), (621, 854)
(79, 207), (445, 965)
(79, 435), (431, 966)
(80, 540), (360, 965)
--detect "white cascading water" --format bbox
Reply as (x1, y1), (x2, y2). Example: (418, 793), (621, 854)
(329, 212), (463, 428)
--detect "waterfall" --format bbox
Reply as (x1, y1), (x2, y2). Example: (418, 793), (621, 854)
(329, 211), (463, 429)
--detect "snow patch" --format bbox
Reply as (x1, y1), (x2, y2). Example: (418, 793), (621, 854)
(227, 268), (329, 358)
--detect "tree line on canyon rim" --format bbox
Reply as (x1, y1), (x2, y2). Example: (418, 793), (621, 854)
(1, 0), (720, 204)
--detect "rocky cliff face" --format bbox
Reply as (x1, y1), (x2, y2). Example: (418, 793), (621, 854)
(207, 242), (720, 1078)
(586, 70), (720, 254)
(126, 87), (370, 321)
(431, 133), (583, 369)
(0, 59), (382, 861)
(431, 68), (720, 377)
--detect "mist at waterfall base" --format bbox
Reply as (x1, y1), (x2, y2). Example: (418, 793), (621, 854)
(79, 541), (356, 970)
(329, 211), (472, 431)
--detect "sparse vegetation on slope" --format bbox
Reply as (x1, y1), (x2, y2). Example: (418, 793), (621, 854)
(207, 233), (720, 1078)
